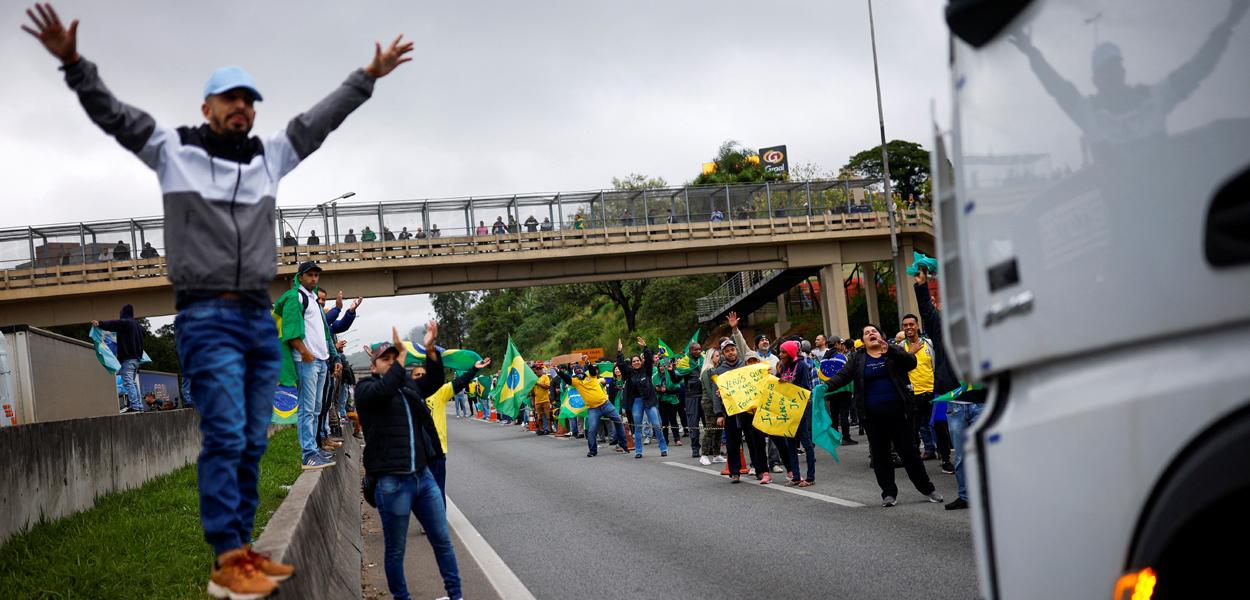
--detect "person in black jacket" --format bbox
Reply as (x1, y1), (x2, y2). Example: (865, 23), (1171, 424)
(824, 323), (943, 507)
(914, 267), (987, 510)
(355, 323), (461, 600)
(93, 304), (145, 413)
(617, 336), (668, 459)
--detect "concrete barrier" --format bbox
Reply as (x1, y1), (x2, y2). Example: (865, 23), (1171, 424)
(0, 409), (201, 545)
(254, 434), (362, 600)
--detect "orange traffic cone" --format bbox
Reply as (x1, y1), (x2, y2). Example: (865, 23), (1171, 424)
(738, 449), (750, 474)
(527, 418), (537, 431)
(623, 423), (635, 451)
(489, 406), (498, 422)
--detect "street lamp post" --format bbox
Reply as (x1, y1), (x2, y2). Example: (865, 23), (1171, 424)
(282, 192), (355, 249)
(867, 0), (908, 331)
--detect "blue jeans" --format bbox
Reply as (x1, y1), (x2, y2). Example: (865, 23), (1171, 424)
(785, 403), (816, 481)
(295, 358), (328, 461)
(631, 398), (668, 454)
(568, 414), (579, 436)
(119, 358), (142, 411)
(946, 402), (985, 501)
(375, 469), (461, 600)
(174, 299), (280, 555)
(430, 457), (447, 507)
(454, 393), (467, 418)
(587, 403), (627, 455)
(179, 375), (194, 408)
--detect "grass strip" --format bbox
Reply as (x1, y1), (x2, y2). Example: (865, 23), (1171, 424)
(0, 427), (302, 599)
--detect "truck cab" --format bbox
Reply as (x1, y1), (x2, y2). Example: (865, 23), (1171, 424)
(937, 1), (1250, 597)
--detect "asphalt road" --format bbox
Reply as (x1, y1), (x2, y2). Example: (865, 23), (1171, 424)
(443, 414), (979, 600)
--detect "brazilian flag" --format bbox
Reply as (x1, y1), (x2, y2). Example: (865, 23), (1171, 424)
(490, 338), (537, 418)
(557, 386), (588, 419)
(401, 341), (481, 372)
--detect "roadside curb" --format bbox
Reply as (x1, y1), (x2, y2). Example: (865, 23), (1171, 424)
(254, 435), (362, 599)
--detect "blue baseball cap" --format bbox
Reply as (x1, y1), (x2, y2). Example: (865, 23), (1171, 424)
(203, 66), (263, 101)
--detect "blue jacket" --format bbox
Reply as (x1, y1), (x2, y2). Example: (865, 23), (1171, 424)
(324, 306), (357, 335)
(98, 304), (144, 361)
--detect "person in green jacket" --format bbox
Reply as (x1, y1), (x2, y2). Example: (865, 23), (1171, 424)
(361, 226), (378, 242)
(272, 261), (340, 469)
(654, 359), (683, 447)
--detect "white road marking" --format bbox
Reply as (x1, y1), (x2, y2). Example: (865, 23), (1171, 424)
(663, 461), (866, 508)
(444, 497), (537, 600)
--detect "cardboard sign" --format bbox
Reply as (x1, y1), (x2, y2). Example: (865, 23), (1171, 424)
(752, 381), (810, 437)
(715, 363), (772, 416)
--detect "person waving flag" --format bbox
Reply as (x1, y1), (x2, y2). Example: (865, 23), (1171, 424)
(490, 338), (537, 418)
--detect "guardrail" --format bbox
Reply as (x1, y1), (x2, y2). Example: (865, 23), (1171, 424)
(0, 207), (932, 292)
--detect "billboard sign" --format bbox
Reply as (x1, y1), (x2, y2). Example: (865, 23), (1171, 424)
(759, 145), (789, 177)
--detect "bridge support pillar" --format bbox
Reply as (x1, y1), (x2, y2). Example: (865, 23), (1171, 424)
(818, 263), (850, 340)
(774, 294), (791, 339)
(861, 262), (881, 327)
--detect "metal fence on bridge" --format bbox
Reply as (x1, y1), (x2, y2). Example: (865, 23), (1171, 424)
(0, 179), (892, 271)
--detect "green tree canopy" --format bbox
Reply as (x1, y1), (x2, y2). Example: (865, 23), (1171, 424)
(843, 140), (931, 201)
(692, 140), (783, 185)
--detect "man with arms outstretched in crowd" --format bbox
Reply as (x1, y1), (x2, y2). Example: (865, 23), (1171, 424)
(22, 4), (413, 597)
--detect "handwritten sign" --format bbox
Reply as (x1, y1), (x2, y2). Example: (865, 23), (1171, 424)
(715, 363), (773, 416)
(752, 381), (811, 437)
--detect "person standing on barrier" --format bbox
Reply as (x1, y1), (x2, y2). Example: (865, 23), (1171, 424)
(618, 337), (668, 459)
(23, 4), (413, 597)
(357, 324), (461, 600)
(92, 303), (145, 413)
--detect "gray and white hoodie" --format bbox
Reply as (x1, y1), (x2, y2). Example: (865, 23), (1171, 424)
(61, 58), (375, 305)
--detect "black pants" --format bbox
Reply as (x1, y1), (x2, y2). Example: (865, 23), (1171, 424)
(829, 391), (854, 438)
(933, 419), (952, 462)
(726, 413), (767, 475)
(685, 393), (702, 455)
(911, 392), (935, 454)
(676, 389), (690, 433)
(865, 409), (937, 499)
(658, 402), (681, 443)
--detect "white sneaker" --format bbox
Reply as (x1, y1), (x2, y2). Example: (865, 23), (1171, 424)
(699, 455), (712, 466)
(713, 455), (728, 463)
(771, 465), (784, 473)
(644, 438), (651, 445)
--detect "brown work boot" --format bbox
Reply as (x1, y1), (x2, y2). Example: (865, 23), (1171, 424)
(245, 545), (295, 582)
(207, 548), (277, 599)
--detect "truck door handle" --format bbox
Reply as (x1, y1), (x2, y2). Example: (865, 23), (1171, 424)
(946, 0), (1034, 47)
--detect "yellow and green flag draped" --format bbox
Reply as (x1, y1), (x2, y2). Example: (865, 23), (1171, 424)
(490, 338), (537, 418)
(557, 386), (588, 419)
(400, 341), (481, 372)
(809, 383), (842, 462)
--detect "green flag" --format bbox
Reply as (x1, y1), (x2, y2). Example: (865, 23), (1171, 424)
(809, 383), (842, 463)
(489, 338), (538, 419)
(682, 329), (700, 355)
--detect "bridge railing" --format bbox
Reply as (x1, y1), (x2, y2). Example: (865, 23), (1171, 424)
(0, 180), (932, 291)
(695, 269), (783, 323)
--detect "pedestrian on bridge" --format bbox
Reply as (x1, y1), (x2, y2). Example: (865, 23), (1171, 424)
(23, 3), (414, 595)
(362, 226), (378, 242)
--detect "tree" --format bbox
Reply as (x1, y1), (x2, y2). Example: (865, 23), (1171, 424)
(611, 173), (668, 191)
(563, 280), (651, 333)
(692, 140), (782, 185)
(843, 140), (931, 202)
(431, 291), (476, 348)
(789, 161), (834, 182)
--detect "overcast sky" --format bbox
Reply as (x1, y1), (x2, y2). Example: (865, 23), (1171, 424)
(2, 0), (954, 348)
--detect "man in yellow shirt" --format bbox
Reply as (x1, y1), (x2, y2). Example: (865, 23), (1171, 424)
(532, 367), (553, 435)
(901, 313), (940, 460)
(417, 356), (491, 505)
(556, 355), (628, 457)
